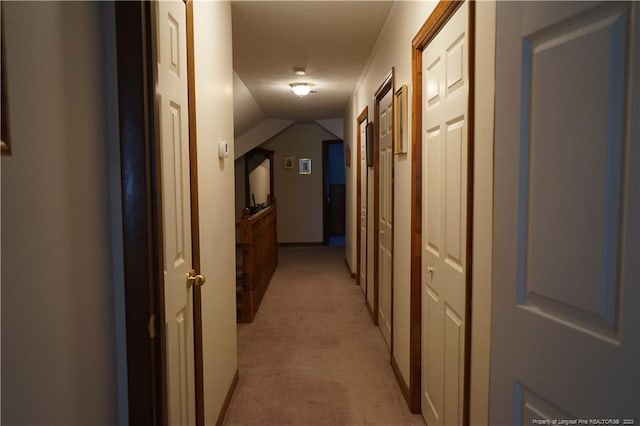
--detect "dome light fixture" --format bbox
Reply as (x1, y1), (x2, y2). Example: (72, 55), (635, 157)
(293, 67), (307, 76)
(290, 83), (312, 97)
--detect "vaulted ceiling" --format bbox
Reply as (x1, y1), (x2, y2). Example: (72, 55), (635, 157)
(231, 1), (394, 126)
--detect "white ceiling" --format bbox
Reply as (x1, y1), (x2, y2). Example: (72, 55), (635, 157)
(231, 1), (394, 122)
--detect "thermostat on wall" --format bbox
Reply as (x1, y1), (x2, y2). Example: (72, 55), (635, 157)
(218, 141), (229, 158)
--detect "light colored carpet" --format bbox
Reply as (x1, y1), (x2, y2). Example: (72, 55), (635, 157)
(223, 246), (425, 426)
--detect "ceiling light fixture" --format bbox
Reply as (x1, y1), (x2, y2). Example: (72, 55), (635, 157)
(290, 83), (312, 97)
(293, 67), (307, 76)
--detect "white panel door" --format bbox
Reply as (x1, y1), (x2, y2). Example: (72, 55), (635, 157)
(378, 90), (393, 348)
(360, 119), (368, 296)
(156, 1), (196, 425)
(367, 131), (376, 313)
(421, 2), (469, 426)
(491, 2), (639, 423)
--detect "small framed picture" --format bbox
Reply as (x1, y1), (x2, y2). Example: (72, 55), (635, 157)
(299, 158), (311, 174)
(345, 146), (351, 167)
(394, 84), (408, 155)
(283, 156), (294, 169)
(366, 122), (374, 167)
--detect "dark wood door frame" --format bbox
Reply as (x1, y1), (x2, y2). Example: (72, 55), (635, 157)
(408, 0), (474, 417)
(185, 1), (205, 423)
(371, 69), (395, 329)
(356, 107), (368, 289)
(115, 1), (205, 424)
(115, 4), (163, 423)
(322, 139), (345, 245)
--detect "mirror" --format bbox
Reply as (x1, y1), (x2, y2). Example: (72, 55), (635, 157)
(244, 148), (274, 214)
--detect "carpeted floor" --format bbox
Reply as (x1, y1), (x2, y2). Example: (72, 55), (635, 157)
(223, 246), (425, 426)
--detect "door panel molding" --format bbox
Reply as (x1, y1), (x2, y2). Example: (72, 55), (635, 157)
(410, 0), (475, 418)
(489, 2), (638, 422)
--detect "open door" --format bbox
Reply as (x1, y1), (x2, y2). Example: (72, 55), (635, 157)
(115, 1), (206, 423)
(490, 2), (639, 423)
(154, 1), (203, 424)
(322, 139), (346, 246)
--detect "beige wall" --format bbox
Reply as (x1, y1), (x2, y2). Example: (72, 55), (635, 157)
(1, 2), (118, 423)
(233, 71), (266, 137)
(315, 118), (344, 139)
(234, 118), (294, 159)
(470, 2), (496, 424)
(104, 4), (129, 422)
(192, 1), (238, 423)
(263, 122), (336, 243)
(344, 0), (437, 390)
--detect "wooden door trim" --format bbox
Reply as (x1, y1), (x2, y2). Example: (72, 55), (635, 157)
(114, 2), (164, 424)
(463, 4), (475, 425)
(322, 139), (345, 245)
(373, 69), (394, 329)
(356, 107), (368, 289)
(409, 0), (474, 415)
(185, 1), (205, 424)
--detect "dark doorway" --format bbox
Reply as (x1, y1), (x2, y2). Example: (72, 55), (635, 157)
(322, 139), (346, 246)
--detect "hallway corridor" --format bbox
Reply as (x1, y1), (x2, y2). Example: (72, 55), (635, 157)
(224, 247), (424, 426)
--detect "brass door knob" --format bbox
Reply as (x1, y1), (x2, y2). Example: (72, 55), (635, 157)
(186, 270), (206, 288)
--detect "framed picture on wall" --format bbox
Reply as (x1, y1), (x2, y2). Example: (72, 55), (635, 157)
(299, 158), (311, 174)
(366, 121), (374, 167)
(283, 156), (294, 169)
(394, 84), (408, 155)
(345, 146), (351, 167)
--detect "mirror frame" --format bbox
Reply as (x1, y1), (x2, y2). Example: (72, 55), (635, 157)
(244, 147), (275, 209)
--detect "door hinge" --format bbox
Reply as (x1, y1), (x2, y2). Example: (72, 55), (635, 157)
(148, 314), (156, 339)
